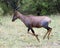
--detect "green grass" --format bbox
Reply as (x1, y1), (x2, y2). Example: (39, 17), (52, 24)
(0, 15), (60, 48)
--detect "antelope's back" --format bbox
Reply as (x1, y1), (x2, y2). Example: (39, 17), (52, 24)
(29, 16), (51, 23)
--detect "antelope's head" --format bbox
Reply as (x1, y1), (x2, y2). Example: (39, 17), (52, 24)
(12, 10), (19, 22)
(7, 0), (20, 22)
(5, 0), (21, 22)
(12, 5), (20, 22)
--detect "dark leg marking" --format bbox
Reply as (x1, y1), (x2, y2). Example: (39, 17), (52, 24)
(27, 28), (30, 33)
(30, 28), (35, 35)
(27, 26), (36, 35)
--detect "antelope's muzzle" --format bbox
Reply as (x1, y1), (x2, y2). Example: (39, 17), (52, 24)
(12, 19), (15, 22)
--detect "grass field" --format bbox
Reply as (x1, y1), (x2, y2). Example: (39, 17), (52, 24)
(0, 15), (60, 48)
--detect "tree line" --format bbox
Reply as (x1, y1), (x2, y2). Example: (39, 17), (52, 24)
(0, 0), (60, 15)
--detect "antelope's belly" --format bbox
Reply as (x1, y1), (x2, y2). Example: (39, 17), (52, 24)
(32, 23), (42, 28)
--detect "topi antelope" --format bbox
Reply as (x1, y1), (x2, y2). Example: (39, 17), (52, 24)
(12, 10), (52, 42)
(7, 0), (52, 42)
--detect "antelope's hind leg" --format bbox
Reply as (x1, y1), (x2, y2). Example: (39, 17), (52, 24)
(47, 27), (52, 39)
(41, 21), (52, 39)
(43, 26), (52, 39)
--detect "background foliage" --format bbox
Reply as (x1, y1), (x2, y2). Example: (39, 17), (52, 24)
(0, 0), (60, 48)
(0, 0), (60, 15)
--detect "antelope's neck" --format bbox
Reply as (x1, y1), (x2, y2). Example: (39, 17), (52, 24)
(18, 13), (26, 22)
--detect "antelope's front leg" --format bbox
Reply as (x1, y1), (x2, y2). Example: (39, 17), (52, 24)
(27, 28), (30, 33)
(27, 28), (34, 35)
(27, 28), (37, 36)
(27, 27), (40, 42)
(30, 28), (40, 42)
